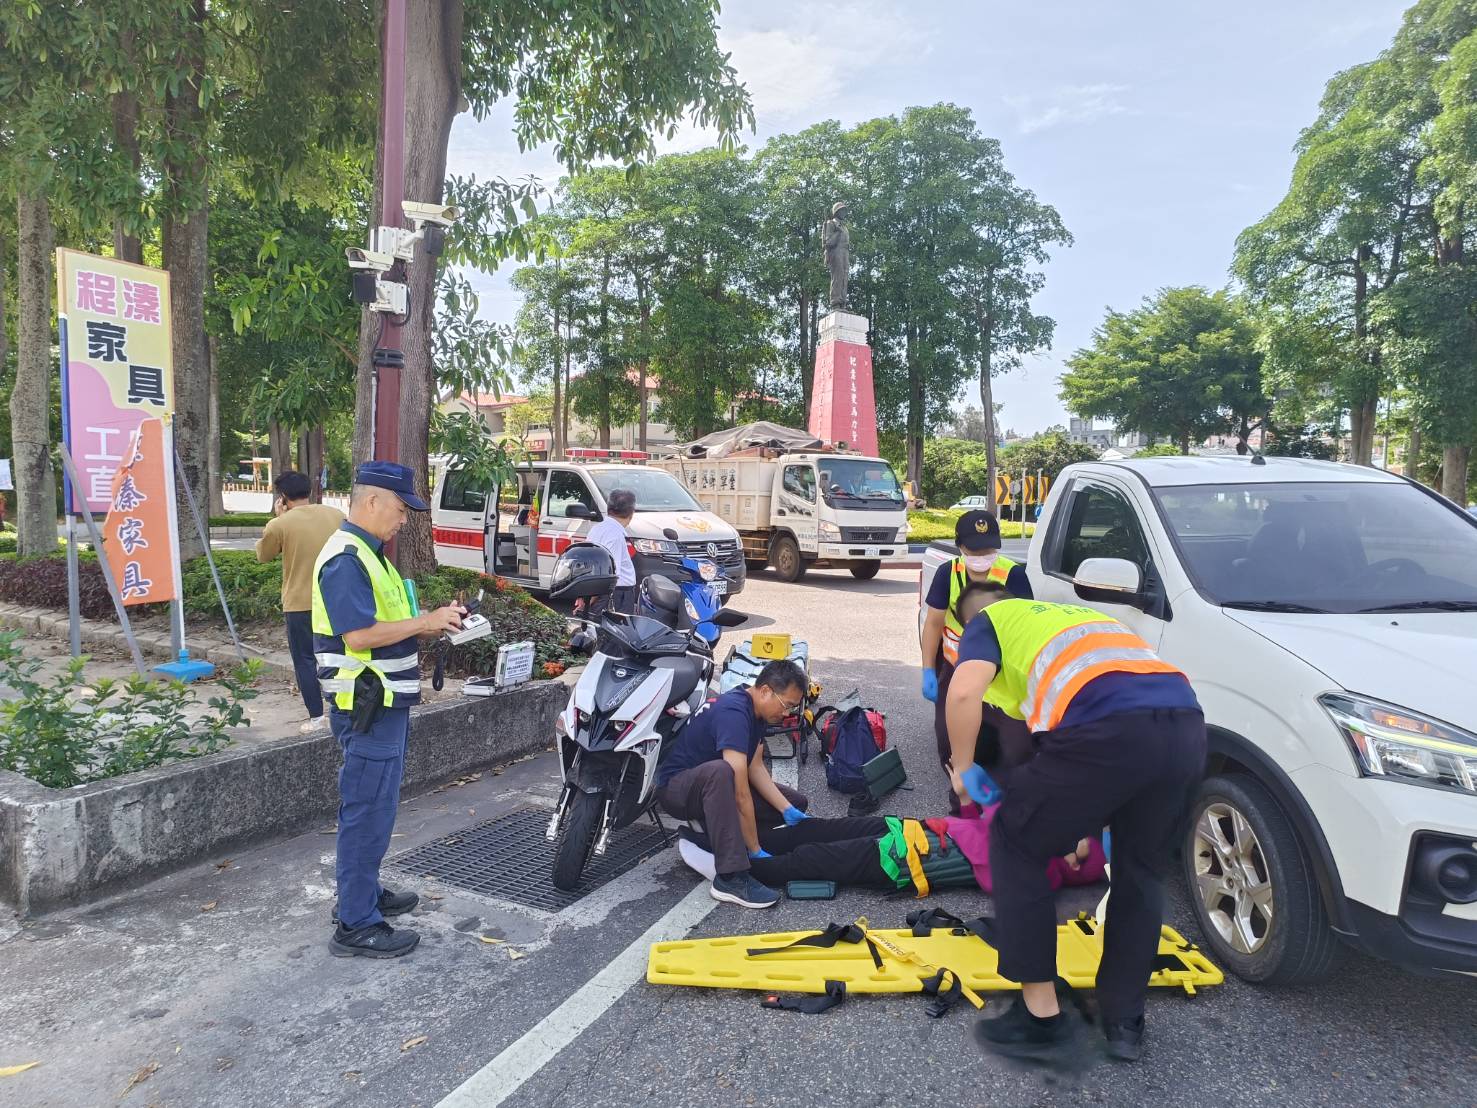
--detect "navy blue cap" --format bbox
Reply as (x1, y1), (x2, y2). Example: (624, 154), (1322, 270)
(354, 460), (429, 511)
(956, 509), (1002, 552)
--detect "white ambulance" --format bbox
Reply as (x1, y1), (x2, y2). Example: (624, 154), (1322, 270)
(431, 449), (747, 596)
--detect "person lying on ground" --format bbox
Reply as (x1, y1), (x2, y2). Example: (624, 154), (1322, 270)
(676, 799), (1107, 898)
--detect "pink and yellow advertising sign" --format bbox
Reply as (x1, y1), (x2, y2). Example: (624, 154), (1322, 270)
(55, 249), (174, 515)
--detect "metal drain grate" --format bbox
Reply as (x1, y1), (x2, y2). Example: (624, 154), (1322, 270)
(387, 806), (670, 911)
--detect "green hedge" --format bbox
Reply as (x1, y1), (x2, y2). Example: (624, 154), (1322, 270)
(209, 513), (273, 528)
(908, 509), (1027, 544)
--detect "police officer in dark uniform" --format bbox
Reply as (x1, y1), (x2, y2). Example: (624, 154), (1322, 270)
(919, 510), (1032, 808)
(313, 461), (466, 958)
(945, 580), (1206, 1063)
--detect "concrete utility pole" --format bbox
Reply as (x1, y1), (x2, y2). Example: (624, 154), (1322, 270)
(372, 0), (407, 467)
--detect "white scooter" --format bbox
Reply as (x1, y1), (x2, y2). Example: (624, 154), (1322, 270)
(545, 548), (744, 891)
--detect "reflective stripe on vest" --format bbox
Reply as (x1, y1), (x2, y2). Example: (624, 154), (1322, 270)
(941, 554), (1019, 667)
(983, 599), (1182, 732)
(310, 529), (420, 711)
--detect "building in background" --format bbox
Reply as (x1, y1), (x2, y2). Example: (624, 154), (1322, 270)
(1068, 416), (1153, 453)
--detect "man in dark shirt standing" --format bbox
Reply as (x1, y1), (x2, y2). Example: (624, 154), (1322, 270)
(656, 660), (810, 909)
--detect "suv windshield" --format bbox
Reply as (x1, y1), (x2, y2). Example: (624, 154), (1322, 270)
(818, 458), (904, 509)
(590, 469), (702, 512)
(1153, 481), (1477, 613)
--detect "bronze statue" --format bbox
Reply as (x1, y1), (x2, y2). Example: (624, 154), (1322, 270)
(823, 201), (850, 310)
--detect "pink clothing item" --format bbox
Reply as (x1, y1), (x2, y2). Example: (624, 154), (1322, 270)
(940, 802), (1109, 894)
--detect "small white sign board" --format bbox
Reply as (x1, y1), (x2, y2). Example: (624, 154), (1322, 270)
(495, 641), (536, 688)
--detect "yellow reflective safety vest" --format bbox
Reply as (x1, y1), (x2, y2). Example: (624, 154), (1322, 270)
(940, 555), (1019, 714)
(980, 598), (1183, 732)
(310, 528), (421, 711)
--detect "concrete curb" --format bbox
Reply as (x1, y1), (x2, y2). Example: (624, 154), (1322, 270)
(0, 681), (566, 916)
(0, 603), (295, 681)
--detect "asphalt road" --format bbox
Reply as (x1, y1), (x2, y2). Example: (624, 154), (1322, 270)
(3, 561), (1473, 1108)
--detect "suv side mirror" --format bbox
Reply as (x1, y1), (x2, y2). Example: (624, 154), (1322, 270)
(565, 504), (593, 520)
(1072, 557), (1143, 605)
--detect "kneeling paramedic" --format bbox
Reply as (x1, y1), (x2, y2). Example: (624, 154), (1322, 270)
(313, 462), (467, 958)
(945, 581), (1205, 1063)
(656, 660), (811, 909)
(919, 510), (1032, 810)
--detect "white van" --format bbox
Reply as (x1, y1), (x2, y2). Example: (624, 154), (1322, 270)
(921, 457), (1477, 984)
(432, 452), (746, 596)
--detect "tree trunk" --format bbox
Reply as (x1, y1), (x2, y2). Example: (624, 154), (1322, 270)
(309, 425), (326, 502)
(638, 293), (651, 453)
(1442, 445), (1470, 506)
(297, 426), (310, 474)
(798, 290), (811, 413)
(392, 0), (463, 576)
(162, 0), (210, 561)
(1406, 422), (1422, 484)
(905, 319), (924, 490)
(550, 295), (563, 459)
(977, 310), (998, 514)
(561, 336), (573, 455)
(1349, 244), (1376, 467)
(11, 192), (58, 556)
(207, 334), (225, 515)
(1179, 429), (1191, 455)
(597, 257), (612, 450)
(111, 77), (143, 264)
(268, 419), (293, 484)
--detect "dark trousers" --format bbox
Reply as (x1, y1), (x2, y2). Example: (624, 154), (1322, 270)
(330, 707), (410, 930)
(656, 760), (808, 875)
(587, 585), (637, 620)
(988, 709), (1207, 1022)
(933, 660), (1033, 811)
(747, 817), (893, 887)
(284, 610), (323, 720)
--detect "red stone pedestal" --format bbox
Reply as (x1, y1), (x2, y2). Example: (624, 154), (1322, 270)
(807, 310), (877, 455)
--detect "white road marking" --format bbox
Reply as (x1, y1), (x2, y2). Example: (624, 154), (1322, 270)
(434, 880), (716, 1108)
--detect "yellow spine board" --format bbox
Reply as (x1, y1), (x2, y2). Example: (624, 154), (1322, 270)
(647, 914), (1223, 999)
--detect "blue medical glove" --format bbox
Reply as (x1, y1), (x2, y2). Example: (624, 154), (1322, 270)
(749, 848), (772, 860)
(782, 806), (809, 826)
(921, 668), (939, 703)
(961, 764), (1000, 806)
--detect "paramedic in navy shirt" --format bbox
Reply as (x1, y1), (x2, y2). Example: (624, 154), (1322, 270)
(945, 580), (1205, 1066)
(656, 659), (810, 909)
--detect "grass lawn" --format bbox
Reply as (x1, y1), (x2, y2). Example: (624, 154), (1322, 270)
(907, 508), (1032, 543)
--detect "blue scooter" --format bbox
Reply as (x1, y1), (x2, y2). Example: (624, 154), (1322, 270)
(637, 554), (735, 648)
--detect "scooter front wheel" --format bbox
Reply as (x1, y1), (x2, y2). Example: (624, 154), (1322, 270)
(552, 790), (604, 891)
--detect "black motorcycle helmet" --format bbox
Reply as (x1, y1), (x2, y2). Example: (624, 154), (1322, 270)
(548, 541), (617, 601)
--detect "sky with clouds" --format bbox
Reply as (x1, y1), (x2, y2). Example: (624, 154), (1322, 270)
(444, 0), (1411, 434)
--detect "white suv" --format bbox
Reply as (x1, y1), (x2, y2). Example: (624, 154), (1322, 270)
(922, 457), (1477, 983)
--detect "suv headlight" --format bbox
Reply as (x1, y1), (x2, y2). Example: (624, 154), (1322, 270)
(1321, 693), (1477, 795)
(632, 538), (679, 555)
(819, 523), (841, 541)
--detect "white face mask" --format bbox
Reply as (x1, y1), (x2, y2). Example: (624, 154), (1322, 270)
(963, 554), (997, 574)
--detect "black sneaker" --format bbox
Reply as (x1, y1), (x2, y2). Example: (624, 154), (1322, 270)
(329, 921), (420, 959)
(1103, 1015), (1145, 1062)
(710, 872), (780, 909)
(330, 887), (419, 925)
(974, 996), (1076, 1062)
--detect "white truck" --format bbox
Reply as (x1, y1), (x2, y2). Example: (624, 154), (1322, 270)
(655, 432), (909, 583)
(920, 456), (1477, 985)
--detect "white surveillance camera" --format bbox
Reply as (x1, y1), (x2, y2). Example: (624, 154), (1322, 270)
(345, 246), (394, 271)
(402, 201), (460, 227)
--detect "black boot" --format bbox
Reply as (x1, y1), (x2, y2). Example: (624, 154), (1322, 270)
(1103, 1015), (1145, 1062)
(331, 887), (419, 925)
(974, 996), (1076, 1062)
(329, 921), (420, 959)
